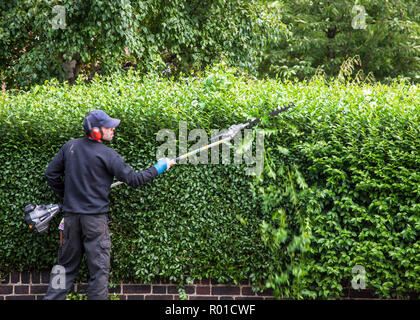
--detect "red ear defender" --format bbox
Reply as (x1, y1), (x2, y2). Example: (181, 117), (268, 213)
(90, 127), (102, 140)
(84, 116), (103, 141)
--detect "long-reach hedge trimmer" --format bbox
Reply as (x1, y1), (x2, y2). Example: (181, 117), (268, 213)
(23, 103), (294, 233)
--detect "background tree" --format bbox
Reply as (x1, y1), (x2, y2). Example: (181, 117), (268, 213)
(1, 0), (418, 90)
(0, 0), (282, 90)
(259, 0), (420, 83)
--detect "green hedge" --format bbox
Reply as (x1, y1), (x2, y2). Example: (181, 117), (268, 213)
(0, 65), (419, 298)
(253, 77), (419, 298)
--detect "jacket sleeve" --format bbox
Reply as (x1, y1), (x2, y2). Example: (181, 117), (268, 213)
(109, 152), (159, 187)
(45, 145), (66, 197)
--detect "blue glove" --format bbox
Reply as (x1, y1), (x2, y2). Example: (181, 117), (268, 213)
(153, 158), (168, 175)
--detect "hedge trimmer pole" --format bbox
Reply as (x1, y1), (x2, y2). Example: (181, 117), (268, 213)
(174, 135), (232, 162)
(110, 103), (294, 188)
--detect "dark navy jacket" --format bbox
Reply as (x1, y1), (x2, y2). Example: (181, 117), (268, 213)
(45, 137), (158, 214)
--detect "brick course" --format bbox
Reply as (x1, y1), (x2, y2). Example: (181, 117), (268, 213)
(0, 270), (417, 300)
(0, 270), (272, 300)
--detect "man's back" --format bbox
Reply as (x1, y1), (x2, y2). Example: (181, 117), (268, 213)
(45, 137), (157, 214)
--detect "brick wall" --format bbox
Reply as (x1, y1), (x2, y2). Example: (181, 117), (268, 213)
(0, 270), (274, 300)
(1, 271), (417, 300)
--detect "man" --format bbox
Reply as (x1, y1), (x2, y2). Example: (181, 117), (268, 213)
(43, 110), (175, 300)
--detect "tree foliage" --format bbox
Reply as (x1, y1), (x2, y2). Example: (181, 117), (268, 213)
(0, 0), (281, 90)
(1, 1), (418, 89)
(259, 0), (420, 83)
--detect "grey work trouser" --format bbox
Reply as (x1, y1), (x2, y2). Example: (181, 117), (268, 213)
(44, 213), (111, 300)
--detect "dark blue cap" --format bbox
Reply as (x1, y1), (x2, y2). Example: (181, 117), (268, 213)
(87, 110), (120, 128)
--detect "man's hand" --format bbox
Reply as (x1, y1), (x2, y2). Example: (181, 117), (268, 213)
(166, 158), (176, 169)
(154, 158), (176, 175)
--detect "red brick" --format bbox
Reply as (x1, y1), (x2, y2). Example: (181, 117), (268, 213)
(6, 295), (35, 300)
(40, 270), (50, 284)
(10, 271), (20, 284)
(15, 285), (29, 294)
(126, 295), (144, 300)
(152, 285), (166, 294)
(30, 285), (48, 294)
(212, 286), (240, 296)
(21, 271), (30, 284)
(145, 294), (173, 300)
(242, 286), (256, 296)
(123, 284), (151, 294)
(189, 296), (216, 300)
(167, 286), (178, 294)
(0, 285), (13, 294)
(196, 286), (210, 295)
(31, 271), (40, 284)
